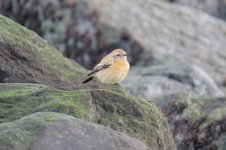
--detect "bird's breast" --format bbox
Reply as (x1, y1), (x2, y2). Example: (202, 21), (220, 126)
(96, 60), (130, 84)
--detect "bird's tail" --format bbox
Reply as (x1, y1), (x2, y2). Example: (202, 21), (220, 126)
(82, 76), (94, 84)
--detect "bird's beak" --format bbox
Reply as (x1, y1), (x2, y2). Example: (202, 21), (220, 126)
(123, 54), (129, 57)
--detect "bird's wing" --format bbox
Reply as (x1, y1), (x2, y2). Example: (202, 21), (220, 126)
(88, 61), (113, 76)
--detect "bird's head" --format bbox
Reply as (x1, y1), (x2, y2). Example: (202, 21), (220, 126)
(110, 49), (128, 61)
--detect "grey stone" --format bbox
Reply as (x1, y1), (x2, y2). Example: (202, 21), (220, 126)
(161, 0), (226, 21)
(123, 63), (224, 99)
(0, 112), (151, 150)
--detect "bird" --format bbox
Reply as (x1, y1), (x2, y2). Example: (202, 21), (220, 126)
(82, 49), (130, 84)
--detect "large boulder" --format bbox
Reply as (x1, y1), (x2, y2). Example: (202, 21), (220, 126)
(0, 112), (151, 150)
(123, 63), (224, 99)
(153, 94), (226, 150)
(0, 15), (176, 149)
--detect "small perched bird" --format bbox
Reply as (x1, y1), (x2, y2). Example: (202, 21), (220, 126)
(83, 49), (130, 84)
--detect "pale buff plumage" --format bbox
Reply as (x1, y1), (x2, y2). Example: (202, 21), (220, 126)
(83, 49), (130, 84)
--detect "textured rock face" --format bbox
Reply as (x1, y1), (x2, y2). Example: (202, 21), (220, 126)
(152, 94), (226, 150)
(0, 112), (151, 150)
(123, 63), (224, 99)
(161, 0), (226, 21)
(0, 15), (176, 149)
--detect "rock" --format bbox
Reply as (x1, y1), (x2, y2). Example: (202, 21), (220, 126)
(162, 0), (226, 21)
(0, 15), (176, 149)
(123, 63), (224, 99)
(0, 112), (151, 150)
(152, 94), (226, 150)
(0, 83), (175, 149)
(0, 14), (123, 92)
(84, 0), (226, 85)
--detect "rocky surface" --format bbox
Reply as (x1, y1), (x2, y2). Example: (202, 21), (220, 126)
(0, 112), (151, 150)
(152, 94), (226, 150)
(0, 15), (176, 149)
(161, 0), (226, 21)
(123, 63), (224, 99)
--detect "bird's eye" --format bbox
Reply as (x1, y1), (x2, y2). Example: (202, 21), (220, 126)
(117, 54), (120, 56)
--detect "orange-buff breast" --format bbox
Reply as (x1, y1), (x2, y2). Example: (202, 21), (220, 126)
(95, 60), (130, 84)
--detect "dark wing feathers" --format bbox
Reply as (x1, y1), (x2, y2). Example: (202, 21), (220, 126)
(87, 63), (112, 76)
(82, 62), (113, 84)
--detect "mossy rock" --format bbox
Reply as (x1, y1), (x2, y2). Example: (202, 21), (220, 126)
(0, 112), (151, 150)
(153, 94), (226, 149)
(0, 15), (176, 149)
(0, 14), (124, 93)
(0, 83), (175, 149)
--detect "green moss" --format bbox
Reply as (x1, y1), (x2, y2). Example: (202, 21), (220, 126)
(35, 90), (89, 118)
(0, 15), (43, 52)
(37, 44), (88, 83)
(0, 83), (47, 99)
(87, 89), (173, 148)
(97, 114), (120, 130)
(0, 84), (90, 123)
(182, 103), (203, 119)
(191, 96), (212, 105)
(0, 15), (88, 90)
(199, 106), (226, 132)
(208, 106), (226, 120)
(188, 97), (226, 120)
